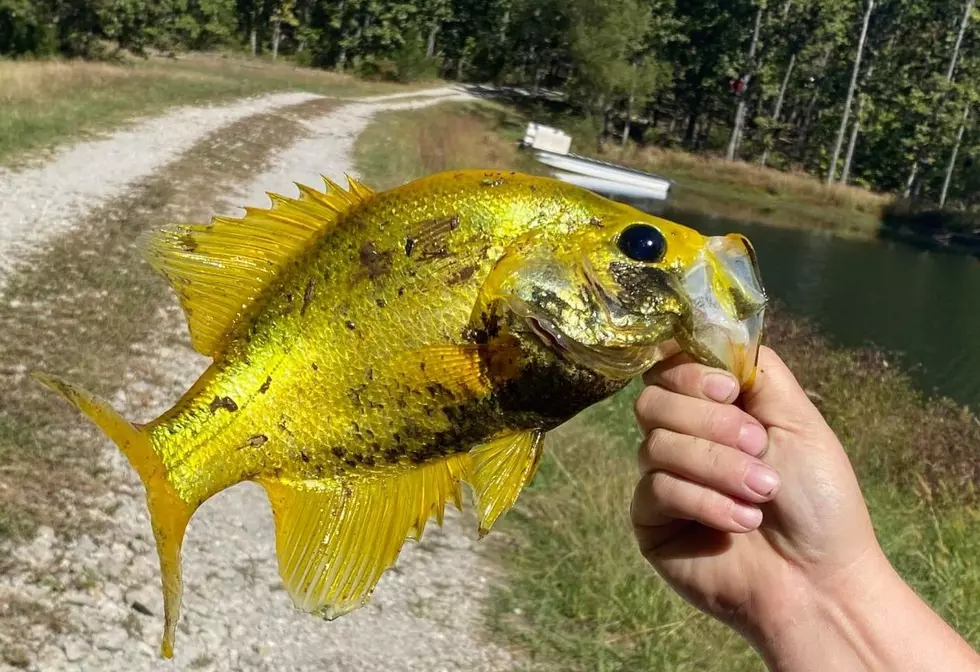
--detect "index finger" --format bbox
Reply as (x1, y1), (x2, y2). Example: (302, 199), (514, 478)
(644, 355), (742, 404)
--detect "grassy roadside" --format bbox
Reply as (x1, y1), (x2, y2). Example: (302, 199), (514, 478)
(0, 53), (407, 166)
(355, 102), (980, 670)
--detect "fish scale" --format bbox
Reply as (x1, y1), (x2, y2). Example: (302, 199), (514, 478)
(34, 168), (766, 659)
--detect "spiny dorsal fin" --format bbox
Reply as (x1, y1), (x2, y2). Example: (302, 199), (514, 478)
(140, 174), (374, 357)
(260, 454), (469, 617)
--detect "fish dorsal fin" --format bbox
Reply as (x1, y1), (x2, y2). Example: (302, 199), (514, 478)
(260, 455), (470, 617)
(140, 174), (375, 357)
(468, 430), (544, 536)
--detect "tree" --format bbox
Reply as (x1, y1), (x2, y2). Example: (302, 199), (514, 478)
(826, 0), (873, 184)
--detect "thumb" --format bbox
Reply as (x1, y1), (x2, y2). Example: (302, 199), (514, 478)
(740, 346), (825, 434)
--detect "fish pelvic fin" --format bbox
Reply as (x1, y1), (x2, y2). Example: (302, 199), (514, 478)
(32, 373), (193, 659)
(468, 430), (544, 536)
(259, 455), (470, 618)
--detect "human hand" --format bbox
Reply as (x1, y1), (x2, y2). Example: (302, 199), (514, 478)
(631, 345), (885, 644)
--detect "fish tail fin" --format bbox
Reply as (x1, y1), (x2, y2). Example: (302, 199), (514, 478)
(33, 373), (193, 659)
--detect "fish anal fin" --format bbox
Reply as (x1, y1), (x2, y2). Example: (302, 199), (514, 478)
(260, 455), (469, 617)
(140, 178), (374, 357)
(468, 430), (544, 536)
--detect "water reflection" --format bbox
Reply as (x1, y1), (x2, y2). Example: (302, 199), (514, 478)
(656, 207), (980, 410)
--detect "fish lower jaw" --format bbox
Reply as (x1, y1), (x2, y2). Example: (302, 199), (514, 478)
(523, 314), (681, 380)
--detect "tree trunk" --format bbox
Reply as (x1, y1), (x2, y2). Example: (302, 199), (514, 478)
(903, 161), (918, 198)
(426, 24), (439, 58)
(726, 4), (764, 161)
(622, 62), (637, 147)
(250, 27), (257, 57)
(271, 19), (281, 61)
(940, 104), (970, 208)
(761, 51), (796, 166)
(947, 0), (975, 80)
(827, 0), (874, 185)
(840, 97), (865, 184)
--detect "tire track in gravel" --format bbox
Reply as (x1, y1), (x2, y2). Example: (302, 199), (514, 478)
(1, 86), (517, 672)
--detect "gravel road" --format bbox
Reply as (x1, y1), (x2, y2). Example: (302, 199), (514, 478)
(0, 86), (518, 672)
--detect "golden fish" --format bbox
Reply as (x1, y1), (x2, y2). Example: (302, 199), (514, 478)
(35, 170), (766, 657)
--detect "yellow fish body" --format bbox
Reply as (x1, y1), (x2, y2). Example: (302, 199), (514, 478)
(36, 170), (766, 657)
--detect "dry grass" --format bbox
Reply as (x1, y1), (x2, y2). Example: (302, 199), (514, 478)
(0, 54), (404, 165)
(355, 102), (537, 188)
(622, 146), (893, 216)
(0, 60), (150, 104)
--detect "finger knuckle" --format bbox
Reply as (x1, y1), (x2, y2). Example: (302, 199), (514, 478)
(645, 428), (672, 460)
(633, 386), (663, 426)
(704, 405), (741, 444)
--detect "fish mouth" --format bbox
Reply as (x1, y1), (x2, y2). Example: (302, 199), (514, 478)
(680, 234), (767, 385)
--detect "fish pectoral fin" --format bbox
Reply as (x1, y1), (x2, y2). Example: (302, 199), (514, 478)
(139, 174), (374, 357)
(393, 345), (490, 397)
(259, 455), (469, 617)
(467, 430), (544, 536)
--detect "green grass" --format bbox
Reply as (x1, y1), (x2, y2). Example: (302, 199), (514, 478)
(354, 103), (980, 670)
(0, 53), (408, 165)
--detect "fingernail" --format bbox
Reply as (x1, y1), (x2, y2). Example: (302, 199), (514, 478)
(744, 464), (780, 499)
(703, 373), (738, 403)
(732, 503), (763, 530)
(737, 423), (768, 457)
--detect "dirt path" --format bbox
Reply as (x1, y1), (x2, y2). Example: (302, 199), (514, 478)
(0, 87), (517, 671)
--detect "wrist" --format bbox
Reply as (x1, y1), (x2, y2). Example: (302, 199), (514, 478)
(751, 550), (980, 672)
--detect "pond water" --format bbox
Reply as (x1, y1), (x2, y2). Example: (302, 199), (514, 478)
(647, 205), (980, 410)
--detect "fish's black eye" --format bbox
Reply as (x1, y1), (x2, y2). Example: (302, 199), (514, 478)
(617, 224), (666, 263)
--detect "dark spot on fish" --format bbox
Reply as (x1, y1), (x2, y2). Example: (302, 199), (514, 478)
(345, 458), (358, 467)
(345, 320), (356, 330)
(300, 450), (310, 463)
(301, 278), (316, 315)
(285, 292), (293, 303)
(351, 421), (360, 434)
(398, 287), (405, 296)
(420, 361), (426, 372)
(347, 384), (367, 406)
(179, 233), (198, 252)
(247, 434), (268, 448)
(366, 367), (374, 381)
(365, 428), (375, 439)
(384, 448), (401, 463)
(311, 362), (319, 372)
(448, 215), (460, 230)
(332, 446), (346, 458)
(530, 185), (537, 192)
(376, 298), (386, 308)
(209, 396), (238, 413)
(405, 237), (416, 256)
(448, 264), (477, 285)
(396, 397), (407, 408)
(259, 376), (272, 394)
(589, 216), (604, 228)
(358, 241), (394, 279)
(419, 245), (450, 261)
(363, 455), (376, 467)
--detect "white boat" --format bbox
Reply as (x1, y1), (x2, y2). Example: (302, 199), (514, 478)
(522, 123), (672, 201)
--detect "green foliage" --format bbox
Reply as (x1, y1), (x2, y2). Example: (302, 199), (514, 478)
(5, 0), (980, 206)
